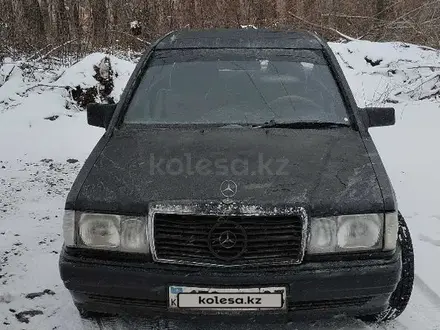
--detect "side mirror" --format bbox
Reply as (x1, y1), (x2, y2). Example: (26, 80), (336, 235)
(87, 103), (117, 129)
(361, 107), (395, 128)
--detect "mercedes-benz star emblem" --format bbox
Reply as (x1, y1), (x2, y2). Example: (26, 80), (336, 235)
(218, 230), (237, 249)
(208, 220), (247, 261)
(220, 180), (237, 198)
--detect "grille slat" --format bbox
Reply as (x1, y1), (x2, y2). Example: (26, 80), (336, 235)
(246, 235), (301, 241)
(155, 230), (302, 238)
(155, 241), (301, 250)
(156, 224), (212, 230)
(153, 213), (305, 267)
(156, 229), (210, 236)
(156, 222), (302, 229)
(246, 228), (302, 234)
(247, 242), (302, 248)
(162, 254), (295, 263)
(154, 234), (302, 243)
(155, 241), (208, 248)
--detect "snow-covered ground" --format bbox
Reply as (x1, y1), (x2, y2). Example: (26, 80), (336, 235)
(0, 41), (439, 330)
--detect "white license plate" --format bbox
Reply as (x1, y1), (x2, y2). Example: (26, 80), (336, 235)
(169, 286), (286, 310)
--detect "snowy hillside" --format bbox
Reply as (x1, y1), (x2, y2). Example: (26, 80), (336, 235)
(0, 41), (439, 330)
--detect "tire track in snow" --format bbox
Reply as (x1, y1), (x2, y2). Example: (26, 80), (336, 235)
(371, 274), (440, 330)
(414, 274), (440, 307)
(80, 318), (100, 330)
(391, 276), (440, 330)
(370, 319), (410, 330)
(81, 316), (123, 330)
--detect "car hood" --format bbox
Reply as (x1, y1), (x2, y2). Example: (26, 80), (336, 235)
(70, 126), (384, 216)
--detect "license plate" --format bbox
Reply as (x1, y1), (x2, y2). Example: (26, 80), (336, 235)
(169, 286), (286, 310)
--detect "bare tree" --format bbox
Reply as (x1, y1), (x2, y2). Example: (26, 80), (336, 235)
(375, 0), (387, 39)
(1, 0), (439, 56)
(24, 0), (46, 46)
(276, 0), (287, 24)
(66, 0), (81, 40)
(39, 0), (51, 40)
(89, 0), (108, 47)
(53, 0), (70, 42)
(0, 0), (16, 50)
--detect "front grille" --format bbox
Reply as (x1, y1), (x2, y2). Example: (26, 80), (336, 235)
(152, 213), (306, 267)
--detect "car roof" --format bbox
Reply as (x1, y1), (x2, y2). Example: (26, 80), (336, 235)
(155, 29), (324, 50)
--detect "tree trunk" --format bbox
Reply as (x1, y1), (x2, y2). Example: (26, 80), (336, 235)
(18, 0), (46, 48)
(89, 0), (108, 47)
(184, 0), (196, 28)
(0, 0), (16, 47)
(39, 0), (50, 41)
(328, 0), (336, 28)
(375, 0), (387, 39)
(276, 0), (287, 23)
(12, 0), (46, 50)
(54, 0), (70, 43)
(66, 0), (81, 40)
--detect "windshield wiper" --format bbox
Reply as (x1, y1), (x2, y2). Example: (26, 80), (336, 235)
(254, 121), (349, 129)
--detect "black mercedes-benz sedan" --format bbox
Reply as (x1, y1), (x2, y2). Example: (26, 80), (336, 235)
(59, 29), (414, 322)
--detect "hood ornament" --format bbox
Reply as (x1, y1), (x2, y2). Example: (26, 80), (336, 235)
(220, 180), (237, 204)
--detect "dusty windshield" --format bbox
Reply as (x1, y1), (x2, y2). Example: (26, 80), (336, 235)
(125, 49), (349, 125)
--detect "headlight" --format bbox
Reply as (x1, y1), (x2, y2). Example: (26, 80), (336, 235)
(120, 218), (148, 252)
(337, 214), (382, 249)
(308, 214), (383, 254)
(307, 218), (337, 254)
(62, 211), (149, 253)
(79, 213), (121, 248)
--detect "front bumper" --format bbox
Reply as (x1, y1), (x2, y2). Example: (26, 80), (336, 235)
(59, 246), (401, 321)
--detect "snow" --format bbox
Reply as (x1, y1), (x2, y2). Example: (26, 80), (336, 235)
(0, 42), (440, 329)
(330, 41), (440, 104)
(57, 52), (136, 103)
(130, 21), (140, 29)
(240, 25), (258, 29)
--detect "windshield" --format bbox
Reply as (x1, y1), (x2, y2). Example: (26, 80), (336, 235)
(124, 49), (349, 125)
